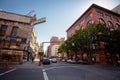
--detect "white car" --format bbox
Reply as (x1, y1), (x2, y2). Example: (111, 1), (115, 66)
(67, 59), (75, 63)
(51, 58), (57, 63)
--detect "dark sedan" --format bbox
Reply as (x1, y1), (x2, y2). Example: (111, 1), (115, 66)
(42, 58), (51, 65)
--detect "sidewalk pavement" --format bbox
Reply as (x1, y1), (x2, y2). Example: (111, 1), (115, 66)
(14, 61), (42, 69)
(90, 64), (120, 71)
(0, 61), (42, 74)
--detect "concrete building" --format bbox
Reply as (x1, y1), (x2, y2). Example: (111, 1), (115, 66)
(66, 4), (120, 64)
(47, 36), (65, 57)
(27, 28), (37, 61)
(0, 10), (37, 64)
(34, 42), (40, 61)
(51, 45), (59, 57)
(46, 45), (51, 57)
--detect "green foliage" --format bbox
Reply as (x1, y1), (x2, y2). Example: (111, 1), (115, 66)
(106, 30), (120, 54)
(58, 23), (120, 59)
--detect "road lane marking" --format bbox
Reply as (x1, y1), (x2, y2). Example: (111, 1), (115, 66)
(0, 68), (16, 76)
(42, 69), (49, 80)
(44, 66), (79, 71)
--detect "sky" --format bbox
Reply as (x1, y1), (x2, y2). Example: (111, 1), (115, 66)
(0, 0), (120, 51)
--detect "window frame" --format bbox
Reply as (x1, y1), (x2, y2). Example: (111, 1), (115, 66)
(0, 25), (8, 36)
(10, 26), (18, 37)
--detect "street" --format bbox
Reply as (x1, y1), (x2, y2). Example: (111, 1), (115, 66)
(0, 61), (44, 80)
(43, 61), (120, 80)
(0, 61), (120, 80)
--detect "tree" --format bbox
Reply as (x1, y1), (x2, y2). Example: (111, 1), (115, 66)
(60, 23), (120, 65)
(58, 43), (66, 58)
(105, 29), (120, 65)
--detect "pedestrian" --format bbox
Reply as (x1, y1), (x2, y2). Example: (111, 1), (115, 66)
(31, 56), (34, 63)
(38, 59), (41, 66)
(38, 56), (42, 66)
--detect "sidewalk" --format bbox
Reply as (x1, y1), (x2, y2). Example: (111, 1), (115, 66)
(92, 64), (120, 71)
(0, 61), (42, 74)
(14, 61), (42, 69)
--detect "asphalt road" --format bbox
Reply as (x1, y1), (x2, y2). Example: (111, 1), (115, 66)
(0, 61), (120, 80)
(0, 61), (44, 80)
(43, 61), (120, 80)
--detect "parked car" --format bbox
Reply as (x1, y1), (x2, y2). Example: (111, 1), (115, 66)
(51, 58), (57, 63)
(67, 59), (76, 64)
(76, 59), (87, 64)
(42, 58), (51, 65)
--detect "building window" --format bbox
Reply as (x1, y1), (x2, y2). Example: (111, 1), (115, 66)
(113, 17), (119, 22)
(81, 26), (84, 30)
(107, 21), (114, 30)
(71, 29), (74, 34)
(75, 25), (79, 30)
(80, 19), (84, 25)
(98, 18), (105, 24)
(96, 10), (104, 17)
(87, 20), (94, 26)
(11, 26), (18, 37)
(85, 12), (92, 20)
(115, 24), (120, 30)
(105, 14), (112, 20)
(0, 25), (8, 36)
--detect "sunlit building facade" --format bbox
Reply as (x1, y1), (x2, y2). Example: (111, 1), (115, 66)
(0, 10), (36, 64)
(66, 4), (120, 64)
(47, 36), (65, 57)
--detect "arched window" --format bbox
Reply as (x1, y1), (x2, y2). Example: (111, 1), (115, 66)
(115, 23), (120, 30)
(107, 21), (114, 30)
(98, 18), (105, 24)
(81, 26), (84, 30)
(87, 20), (94, 26)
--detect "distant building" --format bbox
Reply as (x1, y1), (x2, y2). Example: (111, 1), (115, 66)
(46, 45), (51, 57)
(0, 10), (37, 64)
(66, 4), (120, 64)
(47, 36), (65, 57)
(51, 45), (59, 57)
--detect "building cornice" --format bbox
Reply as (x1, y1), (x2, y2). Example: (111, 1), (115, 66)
(66, 4), (120, 32)
(0, 10), (33, 24)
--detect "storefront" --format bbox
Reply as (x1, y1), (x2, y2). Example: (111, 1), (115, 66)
(0, 49), (27, 64)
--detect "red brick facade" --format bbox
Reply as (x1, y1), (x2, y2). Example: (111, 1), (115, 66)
(66, 4), (120, 64)
(67, 4), (120, 38)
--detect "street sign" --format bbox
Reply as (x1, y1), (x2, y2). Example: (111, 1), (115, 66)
(33, 17), (46, 25)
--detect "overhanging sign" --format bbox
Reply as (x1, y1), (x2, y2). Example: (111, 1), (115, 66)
(33, 17), (46, 25)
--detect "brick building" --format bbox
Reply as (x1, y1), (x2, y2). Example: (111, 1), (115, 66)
(0, 10), (36, 64)
(66, 4), (120, 64)
(112, 4), (120, 14)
